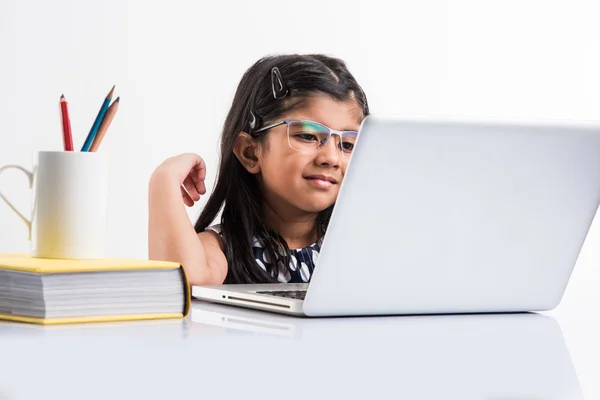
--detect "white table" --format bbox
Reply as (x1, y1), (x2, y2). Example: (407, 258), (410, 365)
(1, 297), (598, 400)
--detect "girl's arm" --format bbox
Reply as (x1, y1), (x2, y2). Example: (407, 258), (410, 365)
(148, 153), (227, 286)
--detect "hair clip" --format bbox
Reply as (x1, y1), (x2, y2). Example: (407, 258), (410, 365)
(249, 111), (259, 131)
(271, 67), (288, 99)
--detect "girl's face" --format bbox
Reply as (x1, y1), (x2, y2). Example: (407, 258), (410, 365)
(256, 95), (363, 215)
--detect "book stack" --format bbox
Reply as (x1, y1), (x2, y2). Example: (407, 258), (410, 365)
(0, 253), (190, 325)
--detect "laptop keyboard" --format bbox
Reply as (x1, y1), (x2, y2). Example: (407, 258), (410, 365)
(256, 290), (307, 300)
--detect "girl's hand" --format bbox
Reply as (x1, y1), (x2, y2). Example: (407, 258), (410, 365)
(152, 153), (207, 207)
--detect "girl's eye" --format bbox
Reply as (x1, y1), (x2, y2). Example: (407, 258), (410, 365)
(340, 142), (354, 152)
(296, 133), (319, 142)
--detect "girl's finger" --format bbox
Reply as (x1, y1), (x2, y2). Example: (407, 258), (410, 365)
(191, 165), (207, 194)
(183, 176), (200, 201)
(195, 179), (206, 195)
(180, 185), (194, 207)
(191, 161), (207, 182)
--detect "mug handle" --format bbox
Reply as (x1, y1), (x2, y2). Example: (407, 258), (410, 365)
(0, 165), (34, 240)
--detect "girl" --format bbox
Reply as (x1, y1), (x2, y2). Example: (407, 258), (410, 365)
(148, 53), (370, 286)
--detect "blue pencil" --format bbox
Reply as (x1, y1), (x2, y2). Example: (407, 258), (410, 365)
(81, 85), (115, 151)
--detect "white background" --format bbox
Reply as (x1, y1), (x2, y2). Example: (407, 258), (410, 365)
(1, 0), (599, 397)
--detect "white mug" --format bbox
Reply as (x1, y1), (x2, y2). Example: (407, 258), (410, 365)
(0, 151), (108, 259)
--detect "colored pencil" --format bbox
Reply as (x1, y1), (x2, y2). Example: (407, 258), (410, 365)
(59, 94), (74, 151)
(89, 97), (119, 152)
(81, 85), (115, 151)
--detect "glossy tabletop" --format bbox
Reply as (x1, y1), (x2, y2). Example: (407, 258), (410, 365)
(1, 297), (598, 400)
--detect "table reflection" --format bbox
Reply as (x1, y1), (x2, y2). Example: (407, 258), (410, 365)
(190, 301), (585, 400)
(0, 300), (585, 400)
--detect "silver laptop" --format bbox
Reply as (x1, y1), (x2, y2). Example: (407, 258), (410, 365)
(192, 114), (600, 317)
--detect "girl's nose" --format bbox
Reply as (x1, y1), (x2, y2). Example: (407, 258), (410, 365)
(315, 135), (342, 167)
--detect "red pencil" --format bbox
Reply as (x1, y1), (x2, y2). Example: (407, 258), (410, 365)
(60, 94), (74, 151)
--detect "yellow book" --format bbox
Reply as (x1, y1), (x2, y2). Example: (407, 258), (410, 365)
(0, 252), (191, 325)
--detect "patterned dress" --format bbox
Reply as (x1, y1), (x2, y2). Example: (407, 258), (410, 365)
(205, 224), (320, 283)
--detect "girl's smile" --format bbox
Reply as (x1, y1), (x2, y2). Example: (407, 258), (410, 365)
(304, 173), (338, 189)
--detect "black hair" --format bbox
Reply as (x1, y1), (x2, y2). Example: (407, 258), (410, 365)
(194, 53), (369, 284)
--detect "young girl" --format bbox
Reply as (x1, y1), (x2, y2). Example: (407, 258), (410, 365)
(148, 53), (370, 286)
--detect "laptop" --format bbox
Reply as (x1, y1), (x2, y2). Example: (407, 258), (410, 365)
(192, 114), (600, 317)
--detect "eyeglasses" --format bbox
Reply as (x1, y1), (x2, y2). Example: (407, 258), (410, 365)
(252, 119), (358, 159)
